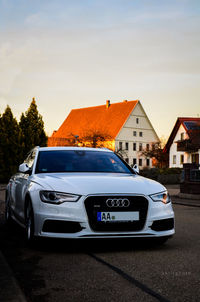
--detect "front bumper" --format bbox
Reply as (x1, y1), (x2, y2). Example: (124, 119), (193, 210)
(32, 193), (175, 239)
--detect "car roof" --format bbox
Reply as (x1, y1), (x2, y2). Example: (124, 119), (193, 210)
(38, 146), (113, 152)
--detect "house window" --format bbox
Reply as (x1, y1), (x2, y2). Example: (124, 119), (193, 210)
(139, 158), (142, 166)
(192, 154), (195, 163)
(139, 143), (142, 151)
(119, 142), (123, 150)
(125, 158), (129, 164)
(146, 144), (149, 151)
(139, 132), (143, 137)
(173, 155), (176, 164)
(181, 133), (184, 141)
(133, 143), (137, 151)
(133, 158), (137, 165)
(180, 155), (184, 164)
(146, 158), (150, 166)
(136, 118), (139, 124)
(191, 154), (199, 164)
(125, 142), (129, 150)
(133, 131), (137, 136)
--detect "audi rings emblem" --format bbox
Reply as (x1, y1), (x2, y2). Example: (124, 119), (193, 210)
(106, 198), (130, 208)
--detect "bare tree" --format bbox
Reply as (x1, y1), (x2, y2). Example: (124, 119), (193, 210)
(141, 142), (168, 168)
(115, 147), (128, 161)
(75, 129), (113, 149)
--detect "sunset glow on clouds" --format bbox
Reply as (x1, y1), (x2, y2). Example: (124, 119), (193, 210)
(0, 0), (200, 137)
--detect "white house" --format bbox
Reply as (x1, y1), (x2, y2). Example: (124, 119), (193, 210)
(48, 100), (160, 169)
(164, 117), (200, 168)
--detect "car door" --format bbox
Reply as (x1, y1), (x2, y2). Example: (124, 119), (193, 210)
(13, 150), (36, 223)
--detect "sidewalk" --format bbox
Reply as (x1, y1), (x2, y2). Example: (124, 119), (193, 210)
(0, 187), (27, 302)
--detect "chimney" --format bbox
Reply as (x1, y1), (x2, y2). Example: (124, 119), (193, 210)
(106, 100), (110, 109)
(123, 100), (128, 103)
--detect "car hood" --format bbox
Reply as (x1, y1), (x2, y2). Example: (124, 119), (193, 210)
(32, 173), (166, 196)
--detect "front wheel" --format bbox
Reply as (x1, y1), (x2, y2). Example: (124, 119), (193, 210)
(25, 202), (35, 244)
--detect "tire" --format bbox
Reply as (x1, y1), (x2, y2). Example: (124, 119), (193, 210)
(5, 194), (13, 225)
(25, 202), (35, 244)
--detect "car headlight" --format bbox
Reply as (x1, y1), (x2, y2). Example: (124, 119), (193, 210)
(150, 191), (171, 204)
(40, 191), (81, 204)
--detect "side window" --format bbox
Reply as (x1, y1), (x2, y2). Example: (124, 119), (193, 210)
(180, 154), (184, 164)
(24, 151), (36, 169)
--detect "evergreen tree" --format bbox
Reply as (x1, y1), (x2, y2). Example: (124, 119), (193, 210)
(19, 98), (47, 157)
(0, 106), (22, 182)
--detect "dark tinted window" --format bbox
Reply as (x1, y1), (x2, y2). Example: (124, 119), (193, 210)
(35, 150), (133, 174)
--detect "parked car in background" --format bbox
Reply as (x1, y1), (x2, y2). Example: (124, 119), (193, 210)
(5, 147), (175, 244)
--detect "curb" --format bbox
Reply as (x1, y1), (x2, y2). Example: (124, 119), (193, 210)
(171, 195), (200, 207)
(172, 201), (200, 208)
(178, 192), (200, 200)
(0, 251), (27, 302)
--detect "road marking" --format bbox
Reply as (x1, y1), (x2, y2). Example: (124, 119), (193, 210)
(89, 253), (172, 302)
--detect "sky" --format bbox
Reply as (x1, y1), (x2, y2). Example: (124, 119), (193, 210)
(0, 0), (200, 139)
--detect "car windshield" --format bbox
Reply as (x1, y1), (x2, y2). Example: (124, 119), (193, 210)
(35, 150), (133, 174)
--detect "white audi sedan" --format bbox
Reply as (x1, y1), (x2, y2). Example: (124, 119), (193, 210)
(5, 147), (175, 244)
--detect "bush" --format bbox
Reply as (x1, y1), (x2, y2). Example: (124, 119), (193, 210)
(140, 167), (182, 184)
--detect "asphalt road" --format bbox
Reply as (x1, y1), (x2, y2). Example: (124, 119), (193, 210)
(0, 194), (200, 302)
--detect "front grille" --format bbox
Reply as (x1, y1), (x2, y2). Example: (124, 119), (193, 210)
(42, 220), (83, 233)
(84, 195), (148, 232)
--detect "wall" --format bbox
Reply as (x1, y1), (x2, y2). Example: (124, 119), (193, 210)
(169, 124), (189, 168)
(115, 102), (159, 168)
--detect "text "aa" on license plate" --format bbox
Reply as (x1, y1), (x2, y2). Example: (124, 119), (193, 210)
(97, 212), (139, 222)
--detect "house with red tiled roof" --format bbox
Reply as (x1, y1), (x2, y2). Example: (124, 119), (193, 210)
(48, 100), (160, 168)
(164, 117), (200, 168)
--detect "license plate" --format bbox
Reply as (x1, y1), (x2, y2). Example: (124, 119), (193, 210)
(97, 212), (139, 222)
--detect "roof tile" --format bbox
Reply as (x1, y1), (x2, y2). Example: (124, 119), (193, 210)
(52, 100), (138, 139)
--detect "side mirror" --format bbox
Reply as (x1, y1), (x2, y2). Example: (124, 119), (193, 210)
(133, 164), (139, 174)
(19, 163), (31, 174)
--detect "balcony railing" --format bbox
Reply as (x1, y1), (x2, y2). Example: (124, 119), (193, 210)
(176, 139), (200, 152)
